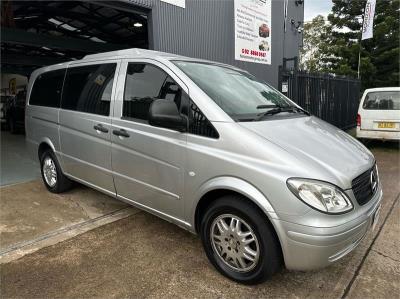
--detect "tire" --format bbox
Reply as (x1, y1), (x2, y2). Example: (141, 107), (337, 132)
(200, 195), (282, 284)
(40, 149), (73, 193)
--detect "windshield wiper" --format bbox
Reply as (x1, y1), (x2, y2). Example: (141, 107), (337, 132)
(256, 104), (279, 109)
(255, 106), (309, 121)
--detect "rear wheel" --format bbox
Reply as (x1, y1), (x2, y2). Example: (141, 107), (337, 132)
(200, 195), (282, 284)
(40, 149), (73, 193)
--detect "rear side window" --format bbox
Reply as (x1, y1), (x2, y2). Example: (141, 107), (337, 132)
(123, 63), (182, 121)
(61, 63), (116, 116)
(29, 69), (66, 107)
(363, 91), (400, 110)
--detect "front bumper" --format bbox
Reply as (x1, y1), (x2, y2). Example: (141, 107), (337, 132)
(271, 187), (383, 271)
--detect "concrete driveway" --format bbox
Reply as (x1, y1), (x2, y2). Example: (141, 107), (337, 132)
(1, 141), (399, 298)
(0, 132), (40, 186)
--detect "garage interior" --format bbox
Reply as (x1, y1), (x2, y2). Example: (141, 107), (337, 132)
(1, 0), (150, 186)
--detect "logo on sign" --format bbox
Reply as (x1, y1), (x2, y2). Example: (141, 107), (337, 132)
(363, 3), (372, 33)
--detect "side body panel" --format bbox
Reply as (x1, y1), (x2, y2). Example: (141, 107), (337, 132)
(25, 65), (69, 165)
(59, 60), (121, 195)
(25, 106), (61, 161)
(111, 58), (187, 220)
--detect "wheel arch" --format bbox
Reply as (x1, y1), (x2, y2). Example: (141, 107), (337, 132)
(193, 177), (286, 268)
(38, 138), (57, 160)
(192, 177), (277, 234)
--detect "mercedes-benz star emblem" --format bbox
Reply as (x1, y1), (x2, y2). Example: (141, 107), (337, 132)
(370, 171), (377, 193)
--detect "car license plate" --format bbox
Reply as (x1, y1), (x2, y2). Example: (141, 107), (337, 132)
(372, 205), (381, 231)
(378, 122), (395, 129)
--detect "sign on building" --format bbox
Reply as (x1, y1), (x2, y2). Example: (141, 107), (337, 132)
(234, 0), (271, 65)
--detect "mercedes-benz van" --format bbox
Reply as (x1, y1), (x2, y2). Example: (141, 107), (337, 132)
(26, 49), (382, 284)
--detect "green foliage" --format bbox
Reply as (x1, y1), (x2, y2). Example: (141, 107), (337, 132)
(300, 15), (331, 72)
(302, 0), (399, 89)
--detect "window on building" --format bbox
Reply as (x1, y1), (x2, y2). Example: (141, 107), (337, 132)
(61, 63), (116, 116)
(29, 69), (66, 108)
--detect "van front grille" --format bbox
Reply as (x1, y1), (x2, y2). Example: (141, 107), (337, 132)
(351, 165), (378, 206)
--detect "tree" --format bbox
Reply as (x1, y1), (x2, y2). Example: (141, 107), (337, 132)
(323, 0), (399, 89)
(300, 15), (331, 72)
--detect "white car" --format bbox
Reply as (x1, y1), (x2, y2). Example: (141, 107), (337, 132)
(357, 87), (400, 141)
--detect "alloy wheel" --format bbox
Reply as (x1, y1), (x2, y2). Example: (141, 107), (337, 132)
(43, 156), (57, 187)
(210, 214), (260, 272)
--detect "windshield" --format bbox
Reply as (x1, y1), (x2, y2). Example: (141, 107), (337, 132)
(173, 61), (299, 121)
(363, 91), (400, 110)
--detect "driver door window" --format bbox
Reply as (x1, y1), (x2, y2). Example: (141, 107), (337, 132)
(123, 63), (182, 121)
(122, 62), (218, 138)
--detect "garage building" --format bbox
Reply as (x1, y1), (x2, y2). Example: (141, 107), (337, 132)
(0, 0), (304, 185)
(1, 0), (304, 85)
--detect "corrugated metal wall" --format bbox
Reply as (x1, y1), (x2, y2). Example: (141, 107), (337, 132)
(125, 0), (303, 88)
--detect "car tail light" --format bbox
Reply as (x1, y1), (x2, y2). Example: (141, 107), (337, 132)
(357, 114), (361, 127)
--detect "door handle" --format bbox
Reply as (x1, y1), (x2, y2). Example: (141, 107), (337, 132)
(113, 129), (130, 138)
(93, 124), (109, 133)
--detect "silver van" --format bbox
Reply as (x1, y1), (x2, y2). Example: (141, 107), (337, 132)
(26, 49), (382, 284)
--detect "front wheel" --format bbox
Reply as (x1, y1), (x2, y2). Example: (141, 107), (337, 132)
(200, 195), (282, 284)
(40, 149), (73, 193)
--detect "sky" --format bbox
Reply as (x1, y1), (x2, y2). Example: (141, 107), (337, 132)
(304, 0), (333, 22)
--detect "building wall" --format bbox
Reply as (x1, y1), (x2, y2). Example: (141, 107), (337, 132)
(283, 0), (304, 65)
(127, 0), (304, 87)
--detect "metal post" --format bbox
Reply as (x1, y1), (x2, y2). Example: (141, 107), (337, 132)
(357, 42), (362, 79)
(294, 56), (299, 71)
(358, 3), (366, 80)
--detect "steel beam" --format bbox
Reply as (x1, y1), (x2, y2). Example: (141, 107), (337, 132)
(1, 65), (36, 76)
(1, 54), (67, 66)
(1, 27), (128, 53)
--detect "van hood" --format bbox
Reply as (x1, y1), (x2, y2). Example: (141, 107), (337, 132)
(239, 116), (375, 188)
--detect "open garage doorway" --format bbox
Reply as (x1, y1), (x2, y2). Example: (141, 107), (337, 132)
(0, 0), (150, 186)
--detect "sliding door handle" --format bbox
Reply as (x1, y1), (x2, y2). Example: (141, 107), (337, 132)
(93, 124), (109, 133)
(113, 129), (130, 138)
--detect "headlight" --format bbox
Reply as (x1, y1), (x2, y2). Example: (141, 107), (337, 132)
(287, 178), (353, 214)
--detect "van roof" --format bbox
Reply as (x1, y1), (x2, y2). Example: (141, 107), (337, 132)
(81, 48), (235, 67)
(30, 48), (245, 78)
(83, 48), (187, 61)
(30, 48), (191, 77)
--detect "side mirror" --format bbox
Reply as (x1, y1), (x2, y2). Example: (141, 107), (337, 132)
(149, 99), (187, 132)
